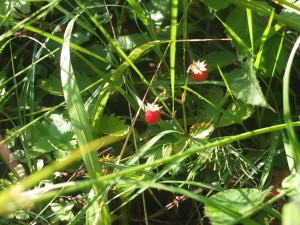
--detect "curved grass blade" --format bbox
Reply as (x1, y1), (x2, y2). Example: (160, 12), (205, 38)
(60, 14), (111, 225)
(127, 0), (149, 26)
(282, 35), (300, 168)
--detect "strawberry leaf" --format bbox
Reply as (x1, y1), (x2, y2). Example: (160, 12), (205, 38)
(48, 114), (74, 141)
(224, 59), (269, 108)
(205, 188), (271, 225)
(98, 114), (129, 134)
(218, 100), (254, 127)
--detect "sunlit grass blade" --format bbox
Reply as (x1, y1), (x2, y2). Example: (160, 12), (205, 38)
(254, 10), (275, 70)
(246, 7), (254, 53)
(60, 14), (111, 225)
(127, 0), (149, 26)
(282, 35), (300, 169)
(170, 0), (179, 114)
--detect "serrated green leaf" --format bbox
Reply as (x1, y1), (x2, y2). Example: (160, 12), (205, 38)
(218, 100), (254, 127)
(98, 114), (129, 135)
(48, 114), (74, 141)
(224, 59), (269, 107)
(15, 210), (30, 220)
(32, 136), (64, 154)
(27, 122), (48, 142)
(205, 188), (270, 225)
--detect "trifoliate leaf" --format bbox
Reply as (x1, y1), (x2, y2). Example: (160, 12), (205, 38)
(224, 59), (269, 108)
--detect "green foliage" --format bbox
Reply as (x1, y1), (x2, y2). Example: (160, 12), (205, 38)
(98, 114), (129, 135)
(27, 114), (76, 159)
(50, 201), (75, 223)
(205, 188), (271, 225)
(0, 0), (30, 28)
(0, 0), (300, 224)
(224, 59), (269, 107)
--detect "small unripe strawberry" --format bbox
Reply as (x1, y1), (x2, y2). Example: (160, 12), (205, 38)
(144, 102), (162, 125)
(187, 60), (208, 82)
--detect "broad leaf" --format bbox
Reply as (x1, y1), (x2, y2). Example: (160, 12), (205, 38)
(224, 59), (269, 107)
(205, 188), (270, 225)
(205, 51), (237, 72)
(98, 114), (129, 134)
(218, 100), (254, 127)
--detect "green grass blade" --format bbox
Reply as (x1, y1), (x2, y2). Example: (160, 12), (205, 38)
(246, 7), (254, 53)
(254, 10), (275, 70)
(283, 35), (300, 169)
(259, 131), (280, 188)
(60, 15), (111, 225)
(127, 0), (149, 26)
(225, 0), (300, 31)
(215, 13), (251, 54)
(170, 0), (178, 114)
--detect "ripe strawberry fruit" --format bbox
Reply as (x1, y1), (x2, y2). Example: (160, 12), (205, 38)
(187, 60), (208, 82)
(144, 102), (162, 125)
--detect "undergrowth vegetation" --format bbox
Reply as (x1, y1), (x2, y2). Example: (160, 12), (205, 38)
(0, 0), (300, 224)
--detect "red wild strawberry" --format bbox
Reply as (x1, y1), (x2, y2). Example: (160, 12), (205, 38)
(187, 60), (208, 82)
(144, 102), (162, 125)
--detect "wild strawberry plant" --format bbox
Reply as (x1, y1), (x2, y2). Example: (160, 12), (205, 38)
(0, 0), (300, 225)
